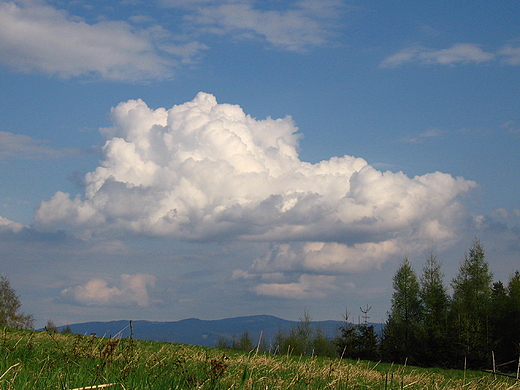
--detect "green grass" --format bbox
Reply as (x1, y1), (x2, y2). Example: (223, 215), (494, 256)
(0, 327), (519, 389)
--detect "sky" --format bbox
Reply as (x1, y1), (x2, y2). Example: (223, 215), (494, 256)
(1, 0), (519, 330)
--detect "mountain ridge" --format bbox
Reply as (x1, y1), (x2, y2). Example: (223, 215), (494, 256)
(54, 315), (383, 348)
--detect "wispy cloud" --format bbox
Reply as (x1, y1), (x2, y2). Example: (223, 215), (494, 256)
(252, 274), (337, 299)
(401, 128), (445, 144)
(501, 121), (520, 135)
(381, 43), (495, 67)
(0, 131), (89, 160)
(498, 45), (520, 65)
(161, 0), (345, 51)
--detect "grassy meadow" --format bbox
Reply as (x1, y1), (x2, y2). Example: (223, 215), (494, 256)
(0, 326), (519, 390)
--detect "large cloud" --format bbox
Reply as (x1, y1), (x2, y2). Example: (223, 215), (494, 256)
(0, 0), (344, 81)
(0, 0), (174, 81)
(34, 92), (475, 248)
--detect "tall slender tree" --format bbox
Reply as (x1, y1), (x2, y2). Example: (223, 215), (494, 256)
(419, 251), (450, 366)
(382, 257), (422, 364)
(336, 308), (358, 358)
(450, 239), (493, 368)
(356, 305), (380, 361)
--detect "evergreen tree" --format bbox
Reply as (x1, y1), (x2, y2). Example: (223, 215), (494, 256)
(355, 305), (380, 361)
(450, 239), (493, 368)
(336, 308), (358, 358)
(493, 271), (520, 366)
(419, 251), (450, 366)
(490, 280), (509, 364)
(356, 323), (380, 361)
(382, 257), (422, 364)
(0, 274), (34, 329)
(337, 306), (380, 361)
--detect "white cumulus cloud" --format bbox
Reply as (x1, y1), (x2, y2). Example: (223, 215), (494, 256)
(34, 92), (475, 248)
(61, 273), (157, 307)
(34, 92), (476, 289)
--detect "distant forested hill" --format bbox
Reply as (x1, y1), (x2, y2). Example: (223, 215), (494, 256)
(53, 315), (383, 348)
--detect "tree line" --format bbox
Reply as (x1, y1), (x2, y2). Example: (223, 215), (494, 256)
(219, 239), (520, 371)
(382, 239), (520, 370)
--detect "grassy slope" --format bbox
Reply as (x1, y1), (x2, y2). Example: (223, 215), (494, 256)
(0, 327), (518, 390)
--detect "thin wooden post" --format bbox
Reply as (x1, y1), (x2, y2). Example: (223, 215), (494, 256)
(516, 348), (520, 380)
(255, 331), (263, 355)
(463, 356), (467, 385)
(492, 351), (496, 379)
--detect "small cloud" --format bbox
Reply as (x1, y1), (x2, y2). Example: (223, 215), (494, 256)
(492, 208), (509, 219)
(381, 43), (495, 68)
(501, 121), (520, 135)
(0, 215), (27, 234)
(471, 215), (508, 234)
(0, 131), (89, 160)
(231, 269), (254, 280)
(252, 274), (337, 299)
(250, 241), (400, 275)
(401, 128), (445, 144)
(380, 46), (421, 68)
(491, 208), (520, 220)
(417, 24), (442, 39)
(87, 240), (131, 255)
(498, 45), (520, 65)
(159, 40), (209, 64)
(61, 273), (157, 307)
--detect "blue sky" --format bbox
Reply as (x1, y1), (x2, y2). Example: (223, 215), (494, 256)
(1, 0), (519, 329)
